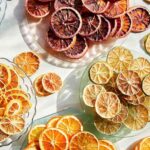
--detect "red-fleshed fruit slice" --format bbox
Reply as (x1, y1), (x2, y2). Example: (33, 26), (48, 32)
(129, 7), (150, 32)
(79, 13), (101, 36)
(88, 15), (111, 42)
(0, 130), (9, 142)
(64, 36), (88, 59)
(109, 18), (118, 37)
(47, 29), (76, 52)
(81, 0), (110, 14)
(25, 0), (50, 19)
(38, 0), (53, 2)
(50, 7), (82, 39)
(104, 0), (128, 18)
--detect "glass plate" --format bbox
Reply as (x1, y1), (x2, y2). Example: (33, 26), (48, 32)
(0, 0), (7, 25)
(0, 58), (37, 147)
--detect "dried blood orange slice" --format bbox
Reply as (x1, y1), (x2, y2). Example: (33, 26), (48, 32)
(46, 116), (62, 128)
(51, 7), (82, 39)
(83, 84), (106, 107)
(95, 92), (121, 119)
(143, 96), (150, 121)
(129, 7), (150, 32)
(142, 74), (150, 96)
(145, 34), (150, 54)
(123, 105), (148, 130)
(47, 29), (76, 52)
(64, 36), (88, 59)
(0, 130), (9, 142)
(24, 141), (40, 150)
(109, 18), (118, 37)
(99, 140), (116, 150)
(69, 131), (99, 150)
(39, 0), (53, 2)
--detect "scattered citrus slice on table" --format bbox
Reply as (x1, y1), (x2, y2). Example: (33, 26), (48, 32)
(142, 74), (150, 96)
(99, 140), (116, 150)
(47, 116), (62, 128)
(139, 137), (150, 150)
(143, 96), (150, 121)
(145, 34), (150, 54)
(24, 141), (40, 150)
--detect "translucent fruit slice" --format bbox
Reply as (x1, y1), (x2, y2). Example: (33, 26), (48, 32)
(107, 46), (133, 72)
(109, 18), (118, 37)
(24, 141), (40, 150)
(0, 130), (9, 142)
(143, 96), (150, 121)
(139, 137), (150, 150)
(46, 116), (62, 128)
(123, 105), (148, 130)
(142, 74), (150, 96)
(145, 34), (150, 54)
(0, 107), (5, 117)
(50, 7), (82, 39)
(99, 140), (116, 150)
(69, 131), (99, 150)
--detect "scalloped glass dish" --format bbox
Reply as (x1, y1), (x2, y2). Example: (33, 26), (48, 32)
(0, 0), (7, 25)
(0, 58), (37, 147)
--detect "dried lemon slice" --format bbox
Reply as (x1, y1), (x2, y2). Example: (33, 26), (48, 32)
(145, 34), (150, 54)
(142, 74), (150, 96)
(143, 96), (150, 121)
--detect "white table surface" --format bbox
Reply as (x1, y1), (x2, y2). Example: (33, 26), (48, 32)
(0, 0), (150, 149)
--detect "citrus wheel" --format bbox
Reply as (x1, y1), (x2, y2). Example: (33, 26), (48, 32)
(139, 137), (150, 150)
(24, 141), (40, 150)
(46, 116), (62, 128)
(50, 7), (82, 39)
(25, 0), (50, 18)
(129, 57), (150, 79)
(142, 74), (150, 96)
(39, 128), (69, 150)
(109, 18), (118, 37)
(64, 36), (88, 59)
(95, 92), (121, 119)
(42, 72), (63, 93)
(0, 130), (9, 142)
(129, 7), (150, 32)
(0, 115), (25, 135)
(69, 131), (99, 150)
(107, 46), (133, 72)
(89, 61), (113, 84)
(56, 115), (83, 140)
(0, 107), (5, 117)
(116, 70), (142, 96)
(143, 96), (150, 121)
(28, 125), (46, 143)
(47, 29), (76, 52)
(123, 105), (148, 130)
(99, 140), (116, 150)
(0, 94), (7, 107)
(83, 84), (106, 107)
(13, 52), (40, 77)
(88, 15), (111, 42)
(145, 34), (150, 54)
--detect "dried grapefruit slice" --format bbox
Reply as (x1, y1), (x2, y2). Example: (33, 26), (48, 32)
(107, 46), (133, 72)
(139, 137), (150, 150)
(24, 141), (40, 150)
(69, 131), (99, 150)
(99, 140), (116, 150)
(123, 105), (148, 130)
(47, 116), (62, 128)
(143, 96), (150, 121)
(145, 34), (150, 54)
(0, 130), (9, 142)
(142, 74), (150, 96)
(39, 128), (69, 150)
(50, 7), (82, 39)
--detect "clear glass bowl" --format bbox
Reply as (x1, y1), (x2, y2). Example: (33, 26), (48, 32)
(0, 58), (37, 147)
(0, 0), (7, 25)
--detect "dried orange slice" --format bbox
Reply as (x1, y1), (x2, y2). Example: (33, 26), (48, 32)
(0, 94), (7, 107)
(39, 128), (69, 150)
(99, 140), (116, 150)
(89, 61), (113, 84)
(46, 116), (62, 128)
(0, 115), (25, 135)
(13, 52), (40, 77)
(24, 141), (40, 150)
(142, 74), (150, 96)
(0, 130), (9, 142)
(42, 72), (63, 93)
(139, 137), (150, 150)
(69, 131), (99, 150)
(95, 92), (121, 119)
(117, 70), (142, 96)
(107, 46), (133, 72)
(56, 115), (83, 140)
(83, 84), (106, 107)
(28, 125), (46, 143)
(0, 107), (5, 117)
(143, 96), (150, 121)
(123, 105), (148, 130)
(145, 34), (150, 54)
(129, 57), (150, 79)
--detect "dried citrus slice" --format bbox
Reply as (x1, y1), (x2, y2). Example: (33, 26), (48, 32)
(42, 72), (63, 93)
(145, 34), (150, 54)
(0, 130), (9, 142)
(39, 128), (69, 150)
(89, 61), (113, 84)
(142, 74), (150, 96)
(117, 70), (142, 96)
(56, 115), (83, 140)
(0, 115), (25, 135)
(83, 84), (106, 107)
(13, 52), (40, 77)
(69, 131), (99, 150)
(99, 140), (116, 150)
(143, 96), (150, 121)
(109, 18), (118, 37)
(28, 125), (46, 143)
(0, 107), (5, 117)
(0, 94), (7, 107)
(129, 57), (150, 79)
(95, 92), (121, 119)
(24, 141), (40, 150)
(47, 116), (62, 128)
(123, 105), (148, 130)
(129, 7), (150, 32)
(107, 46), (133, 72)
(139, 137), (150, 150)
(51, 7), (82, 39)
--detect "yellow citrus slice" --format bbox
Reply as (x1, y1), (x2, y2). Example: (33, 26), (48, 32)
(129, 57), (150, 79)
(39, 128), (69, 150)
(28, 124), (46, 143)
(107, 46), (133, 72)
(95, 92), (121, 119)
(24, 141), (40, 150)
(0, 130), (9, 142)
(143, 96), (150, 121)
(83, 84), (106, 107)
(56, 115), (83, 140)
(0, 107), (5, 117)
(145, 34), (150, 54)
(99, 140), (116, 150)
(123, 105), (148, 130)
(69, 131), (99, 150)
(89, 61), (113, 84)
(0, 115), (25, 135)
(139, 137), (150, 150)
(46, 116), (62, 128)
(142, 74), (150, 96)
(117, 70), (142, 96)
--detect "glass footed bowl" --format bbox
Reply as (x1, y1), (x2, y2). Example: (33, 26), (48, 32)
(0, 58), (37, 147)
(0, 0), (7, 25)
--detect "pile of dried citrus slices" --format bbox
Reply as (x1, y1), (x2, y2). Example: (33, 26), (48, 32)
(25, 0), (150, 60)
(82, 46), (150, 135)
(24, 115), (116, 150)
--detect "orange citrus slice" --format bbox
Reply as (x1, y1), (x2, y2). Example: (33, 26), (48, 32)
(107, 46), (133, 72)
(0, 94), (7, 107)
(0, 107), (5, 117)
(69, 131), (99, 150)
(46, 116), (62, 128)
(139, 137), (150, 150)
(143, 96), (150, 121)
(83, 84), (106, 107)
(39, 128), (69, 150)
(0, 130), (9, 142)
(99, 140), (116, 150)
(24, 141), (40, 150)
(145, 34), (150, 54)
(142, 74), (150, 96)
